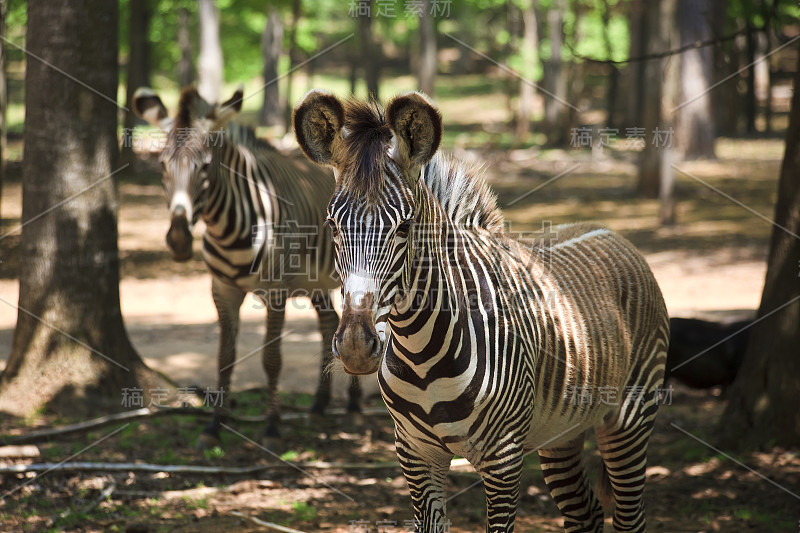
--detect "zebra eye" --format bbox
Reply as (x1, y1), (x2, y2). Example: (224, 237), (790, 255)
(325, 218), (340, 239)
(396, 219), (413, 238)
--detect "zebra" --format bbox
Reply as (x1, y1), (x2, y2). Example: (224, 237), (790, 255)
(132, 85), (361, 448)
(293, 90), (669, 532)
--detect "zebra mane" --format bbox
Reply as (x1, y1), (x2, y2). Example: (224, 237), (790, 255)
(340, 99), (503, 232)
(423, 152), (504, 232)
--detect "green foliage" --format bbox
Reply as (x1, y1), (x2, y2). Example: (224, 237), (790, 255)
(291, 501), (317, 521)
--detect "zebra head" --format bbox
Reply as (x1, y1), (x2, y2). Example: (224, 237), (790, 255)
(294, 90), (441, 375)
(133, 86), (243, 262)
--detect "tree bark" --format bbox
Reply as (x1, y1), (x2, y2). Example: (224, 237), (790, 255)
(0, 0), (171, 418)
(418, 0), (436, 97)
(260, 6), (283, 128)
(0, 0), (6, 222)
(718, 48), (800, 449)
(515, 0), (538, 143)
(177, 7), (194, 88)
(121, 0), (151, 165)
(357, 0), (380, 99)
(542, 0), (569, 146)
(637, 0), (677, 201)
(624, 0), (646, 129)
(675, 0), (716, 160)
(601, 0), (619, 129)
(197, 0), (223, 103)
(283, 0), (301, 123)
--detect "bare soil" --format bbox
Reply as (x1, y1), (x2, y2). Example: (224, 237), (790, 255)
(1, 140), (798, 532)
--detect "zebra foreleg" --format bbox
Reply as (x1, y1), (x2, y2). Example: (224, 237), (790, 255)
(539, 437), (605, 533)
(396, 439), (451, 533)
(309, 293), (339, 418)
(262, 293), (287, 449)
(198, 279), (245, 450)
(477, 448), (525, 532)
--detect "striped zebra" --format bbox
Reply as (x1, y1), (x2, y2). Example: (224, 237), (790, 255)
(132, 86), (361, 448)
(293, 91), (669, 532)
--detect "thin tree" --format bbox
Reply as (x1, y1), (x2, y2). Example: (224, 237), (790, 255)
(121, 0), (151, 166)
(718, 47), (800, 449)
(356, 0), (380, 99)
(197, 0), (223, 103)
(260, 5), (283, 129)
(514, 0), (538, 144)
(418, 0), (436, 97)
(177, 6), (194, 88)
(0, 0), (5, 222)
(675, 0), (716, 160)
(0, 0), (171, 417)
(542, 0), (569, 145)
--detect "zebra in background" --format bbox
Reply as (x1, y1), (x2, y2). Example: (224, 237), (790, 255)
(132, 86), (361, 449)
(294, 91), (669, 532)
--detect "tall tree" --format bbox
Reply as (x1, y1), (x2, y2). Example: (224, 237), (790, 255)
(260, 5), (283, 128)
(624, 0), (646, 129)
(0, 0), (6, 223)
(283, 0), (301, 121)
(541, 0), (569, 145)
(515, 0), (538, 143)
(177, 6), (194, 88)
(197, 0), (223, 103)
(0, 0), (170, 417)
(418, 0), (436, 97)
(121, 0), (151, 165)
(675, 0), (716, 160)
(357, 0), (380, 99)
(719, 48), (800, 449)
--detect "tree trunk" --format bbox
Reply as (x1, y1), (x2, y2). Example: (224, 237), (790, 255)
(0, 0), (171, 418)
(121, 0), (151, 165)
(357, 0), (379, 99)
(601, 0), (619, 129)
(177, 7), (194, 88)
(197, 0), (223, 103)
(625, 0), (646, 129)
(283, 0), (301, 123)
(515, 0), (538, 144)
(675, 0), (716, 160)
(418, 0), (436, 97)
(636, 0), (677, 200)
(744, 20), (757, 134)
(260, 6), (283, 129)
(718, 47), (800, 449)
(0, 1), (5, 223)
(542, 0), (569, 146)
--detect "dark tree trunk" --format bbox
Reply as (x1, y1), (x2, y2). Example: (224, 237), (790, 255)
(744, 20), (757, 134)
(719, 48), (800, 449)
(260, 6), (283, 128)
(283, 0), (301, 123)
(0, 1), (5, 222)
(515, 0), (538, 143)
(0, 0), (171, 418)
(358, 0), (380, 99)
(637, 0), (672, 198)
(418, 0), (436, 97)
(601, 0), (619, 129)
(177, 7), (194, 88)
(198, 0), (223, 103)
(675, 0), (716, 160)
(625, 0), (646, 128)
(121, 0), (151, 165)
(542, 0), (569, 145)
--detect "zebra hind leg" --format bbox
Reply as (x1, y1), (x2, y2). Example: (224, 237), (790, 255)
(595, 398), (659, 532)
(309, 293), (339, 419)
(539, 435), (605, 533)
(261, 293), (287, 450)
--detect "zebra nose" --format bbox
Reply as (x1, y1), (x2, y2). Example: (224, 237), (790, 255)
(166, 208), (193, 262)
(332, 320), (382, 375)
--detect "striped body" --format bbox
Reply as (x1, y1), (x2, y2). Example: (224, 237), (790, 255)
(294, 91), (668, 532)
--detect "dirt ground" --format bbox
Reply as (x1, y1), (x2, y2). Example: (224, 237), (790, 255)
(1, 138), (798, 532)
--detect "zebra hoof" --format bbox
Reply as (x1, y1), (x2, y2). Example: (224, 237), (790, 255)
(196, 432), (222, 451)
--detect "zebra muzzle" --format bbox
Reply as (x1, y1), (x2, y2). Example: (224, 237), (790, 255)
(333, 301), (382, 375)
(166, 208), (193, 262)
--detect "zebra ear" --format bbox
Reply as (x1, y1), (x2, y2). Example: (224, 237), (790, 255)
(293, 90), (345, 168)
(207, 85), (244, 130)
(386, 92), (442, 178)
(132, 87), (173, 132)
